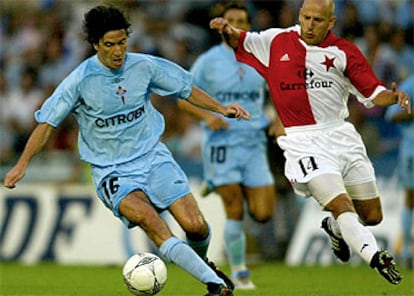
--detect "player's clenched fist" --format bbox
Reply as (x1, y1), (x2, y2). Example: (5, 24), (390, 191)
(209, 17), (241, 49)
(209, 17), (229, 33)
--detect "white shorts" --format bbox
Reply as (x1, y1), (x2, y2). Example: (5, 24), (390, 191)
(276, 120), (377, 204)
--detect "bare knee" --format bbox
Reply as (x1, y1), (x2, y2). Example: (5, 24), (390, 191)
(184, 215), (209, 238)
(353, 198), (383, 225)
(245, 186), (275, 223)
(359, 210), (383, 225)
(178, 209), (209, 240)
(168, 193), (210, 240)
(119, 193), (173, 246)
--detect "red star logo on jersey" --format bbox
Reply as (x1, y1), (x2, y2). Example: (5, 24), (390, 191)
(321, 55), (336, 71)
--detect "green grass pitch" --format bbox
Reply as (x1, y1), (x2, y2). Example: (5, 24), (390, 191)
(1, 262), (413, 295)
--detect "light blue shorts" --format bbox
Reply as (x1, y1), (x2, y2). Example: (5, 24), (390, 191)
(91, 142), (191, 225)
(203, 130), (274, 189)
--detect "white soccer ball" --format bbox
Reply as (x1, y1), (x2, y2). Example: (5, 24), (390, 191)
(122, 252), (168, 295)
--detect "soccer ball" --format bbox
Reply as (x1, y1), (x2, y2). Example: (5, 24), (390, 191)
(122, 252), (167, 295)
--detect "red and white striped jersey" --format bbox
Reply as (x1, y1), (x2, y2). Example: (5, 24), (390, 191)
(235, 25), (386, 128)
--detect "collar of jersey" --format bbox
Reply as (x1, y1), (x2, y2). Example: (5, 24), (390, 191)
(93, 54), (126, 75)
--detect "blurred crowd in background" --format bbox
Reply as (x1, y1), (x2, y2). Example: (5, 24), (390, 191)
(0, 0), (413, 260)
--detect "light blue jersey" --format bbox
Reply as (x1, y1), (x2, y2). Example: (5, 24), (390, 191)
(191, 43), (269, 145)
(35, 53), (194, 221)
(191, 43), (273, 188)
(385, 75), (414, 188)
(35, 53), (193, 166)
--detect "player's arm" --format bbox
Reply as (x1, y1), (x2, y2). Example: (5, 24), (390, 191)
(209, 17), (241, 49)
(389, 110), (414, 122)
(184, 86), (250, 120)
(177, 99), (229, 131)
(372, 82), (411, 113)
(267, 111), (286, 141)
(4, 123), (55, 188)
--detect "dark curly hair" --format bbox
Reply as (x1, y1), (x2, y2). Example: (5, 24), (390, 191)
(83, 5), (131, 45)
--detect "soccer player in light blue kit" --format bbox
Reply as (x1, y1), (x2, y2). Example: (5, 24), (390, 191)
(3, 6), (251, 296)
(385, 74), (414, 269)
(178, 2), (279, 289)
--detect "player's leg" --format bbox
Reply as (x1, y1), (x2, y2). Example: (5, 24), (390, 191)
(309, 175), (402, 284)
(321, 193), (381, 265)
(347, 182), (383, 226)
(401, 189), (414, 268)
(152, 146), (235, 293)
(117, 142), (233, 295)
(243, 135), (276, 224)
(168, 190), (237, 290)
(216, 185), (276, 290)
(120, 192), (232, 295)
(119, 191), (174, 246)
(399, 150), (414, 268)
(168, 193), (234, 292)
(214, 184), (250, 288)
(244, 185), (276, 223)
(346, 184), (384, 265)
(225, 138), (276, 288)
(342, 162), (402, 283)
(306, 174), (352, 262)
(310, 175), (380, 263)
(201, 142), (246, 289)
(168, 192), (210, 258)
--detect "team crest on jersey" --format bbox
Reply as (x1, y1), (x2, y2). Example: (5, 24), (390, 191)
(116, 85), (127, 104)
(321, 55), (336, 71)
(238, 66), (245, 81)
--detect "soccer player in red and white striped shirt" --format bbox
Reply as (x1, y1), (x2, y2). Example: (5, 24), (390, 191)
(210, 0), (411, 285)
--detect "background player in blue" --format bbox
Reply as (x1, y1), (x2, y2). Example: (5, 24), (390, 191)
(3, 6), (251, 296)
(385, 74), (414, 269)
(178, 2), (279, 290)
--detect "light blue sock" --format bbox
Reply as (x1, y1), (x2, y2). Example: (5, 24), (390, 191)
(224, 219), (246, 269)
(401, 206), (413, 259)
(186, 224), (211, 260)
(159, 237), (223, 285)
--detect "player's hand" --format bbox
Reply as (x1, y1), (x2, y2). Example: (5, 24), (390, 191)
(4, 164), (26, 189)
(204, 114), (229, 131)
(223, 103), (250, 120)
(210, 17), (240, 49)
(209, 17), (229, 34)
(267, 120), (286, 142)
(209, 17), (238, 35)
(391, 82), (411, 113)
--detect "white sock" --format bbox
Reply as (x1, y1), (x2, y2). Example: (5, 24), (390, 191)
(328, 216), (342, 238)
(336, 212), (378, 264)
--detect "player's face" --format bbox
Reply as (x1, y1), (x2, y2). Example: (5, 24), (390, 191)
(223, 8), (250, 32)
(94, 29), (128, 70)
(299, 0), (336, 45)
